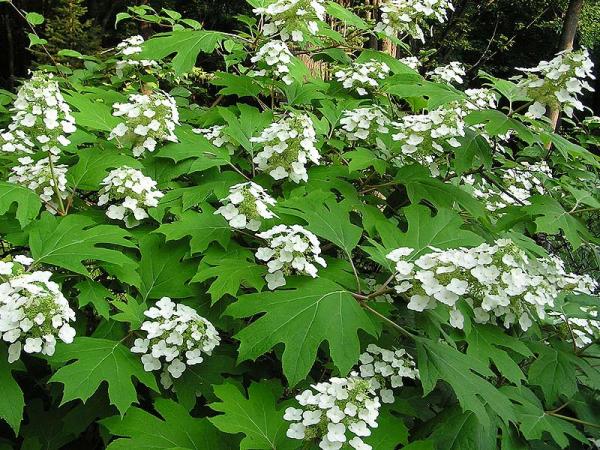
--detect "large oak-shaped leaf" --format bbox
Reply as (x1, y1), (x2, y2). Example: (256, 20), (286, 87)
(49, 337), (159, 415)
(29, 213), (137, 276)
(226, 278), (378, 386)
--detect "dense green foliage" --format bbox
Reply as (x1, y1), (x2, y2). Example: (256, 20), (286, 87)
(0, 0), (598, 449)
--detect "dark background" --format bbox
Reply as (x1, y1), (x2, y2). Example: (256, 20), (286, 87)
(1, 0), (599, 111)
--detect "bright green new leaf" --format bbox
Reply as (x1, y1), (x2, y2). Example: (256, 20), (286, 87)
(212, 72), (263, 98)
(226, 277), (378, 386)
(101, 398), (228, 449)
(209, 380), (296, 450)
(29, 213), (137, 276)
(49, 337), (159, 415)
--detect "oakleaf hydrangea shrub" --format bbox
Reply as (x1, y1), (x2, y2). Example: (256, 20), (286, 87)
(0, 0), (599, 448)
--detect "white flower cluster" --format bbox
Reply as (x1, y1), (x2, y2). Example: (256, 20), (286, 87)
(254, 0), (325, 42)
(115, 35), (159, 77)
(514, 48), (595, 119)
(399, 56), (422, 71)
(386, 240), (598, 331)
(463, 88), (498, 111)
(427, 61), (465, 85)
(0, 255), (76, 363)
(375, 0), (454, 42)
(0, 72), (76, 155)
(284, 376), (381, 450)
(255, 225), (326, 289)
(98, 166), (164, 227)
(9, 156), (68, 213)
(463, 161), (552, 211)
(251, 112), (320, 183)
(357, 344), (418, 404)
(216, 182), (277, 231)
(334, 60), (390, 96)
(109, 91), (179, 157)
(131, 297), (220, 389)
(193, 125), (236, 154)
(250, 40), (295, 85)
(551, 307), (600, 349)
(391, 105), (465, 174)
(339, 106), (390, 145)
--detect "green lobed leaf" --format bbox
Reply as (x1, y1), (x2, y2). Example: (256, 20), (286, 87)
(29, 213), (137, 276)
(0, 346), (24, 434)
(101, 398), (228, 449)
(0, 181), (41, 227)
(226, 277), (378, 386)
(209, 380), (297, 450)
(49, 337), (159, 415)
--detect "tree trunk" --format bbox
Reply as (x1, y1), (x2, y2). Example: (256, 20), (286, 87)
(548, 0), (584, 131)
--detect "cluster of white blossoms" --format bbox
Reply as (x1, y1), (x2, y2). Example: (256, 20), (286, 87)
(357, 344), (419, 404)
(514, 48), (595, 119)
(334, 60), (390, 96)
(0, 72), (76, 155)
(463, 88), (498, 111)
(193, 125), (236, 154)
(386, 240), (598, 331)
(216, 182), (277, 231)
(98, 166), (164, 227)
(250, 40), (295, 85)
(338, 106), (390, 145)
(255, 225), (326, 289)
(284, 376), (381, 450)
(427, 61), (466, 85)
(114, 35), (159, 77)
(254, 0), (325, 42)
(0, 255), (76, 363)
(399, 56), (422, 71)
(109, 91), (179, 157)
(391, 105), (465, 174)
(375, 0), (454, 42)
(251, 112), (320, 183)
(9, 156), (68, 212)
(131, 297), (220, 389)
(550, 307), (600, 349)
(463, 161), (552, 211)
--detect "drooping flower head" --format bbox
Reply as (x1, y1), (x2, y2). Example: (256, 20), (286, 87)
(131, 297), (220, 389)
(0, 256), (76, 363)
(251, 112), (320, 183)
(255, 224), (326, 289)
(98, 166), (164, 228)
(109, 91), (179, 157)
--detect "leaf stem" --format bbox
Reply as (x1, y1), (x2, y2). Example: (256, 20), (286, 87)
(546, 412), (600, 429)
(360, 302), (415, 340)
